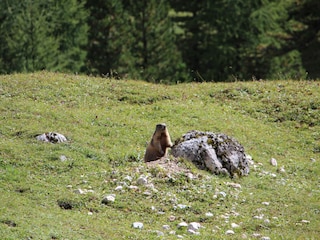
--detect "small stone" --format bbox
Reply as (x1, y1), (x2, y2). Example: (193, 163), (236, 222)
(66, 185), (72, 189)
(225, 230), (235, 235)
(128, 185), (139, 190)
(188, 222), (201, 231)
(270, 158), (277, 166)
(60, 155), (67, 162)
(124, 175), (133, 182)
(177, 204), (188, 209)
(310, 158), (316, 163)
(151, 206), (156, 211)
(169, 230), (176, 235)
(253, 214), (264, 220)
(277, 166), (286, 173)
(162, 225), (170, 230)
(132, 222), (143, 229)
(262, 202), (270, 206)
(188, 229), (200, 235)
(177, 222), (188, 228)
(260, 237), (271, 240)
(156, 230), (164, 236)
(252, 233), (261, 238)
(115, 186), (123, 191)
(143, 191), (152, 196)
(101, 194), (115, 204)
(264, 219), (270, 224)
(88, 212), (93, 216)
(168, 215), (176, 222)
(205, 212), (214, 217)
(137, 176), (148, 185)
(177, 235), (184, 239)
(301, 219), (310, 224)
(218, 191), (227, 198)
(74, 188), (86, 194)
(231, 223), (240, 228)
(226, 182), (242, 189)
(186, 172), (195, 180)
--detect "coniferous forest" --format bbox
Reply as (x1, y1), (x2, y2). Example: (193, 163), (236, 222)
(0, 0), (319, 82)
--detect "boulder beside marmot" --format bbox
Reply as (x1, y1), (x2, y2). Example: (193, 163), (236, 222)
(144, 123), (173, 162)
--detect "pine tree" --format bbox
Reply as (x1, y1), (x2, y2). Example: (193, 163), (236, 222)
(85, 0), (136, 77)
(124, 0), (188, 83)
(0, 0), (88, 74)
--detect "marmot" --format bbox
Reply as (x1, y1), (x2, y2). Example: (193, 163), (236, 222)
(144, 123), (173, 162)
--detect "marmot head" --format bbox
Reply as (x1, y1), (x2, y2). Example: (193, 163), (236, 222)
(156, 123), (167, 132)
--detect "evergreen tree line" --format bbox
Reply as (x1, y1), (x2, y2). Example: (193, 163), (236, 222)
(0, 0), (319, 82)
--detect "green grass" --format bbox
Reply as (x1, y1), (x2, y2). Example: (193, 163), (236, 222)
(0, 72), (319, 239)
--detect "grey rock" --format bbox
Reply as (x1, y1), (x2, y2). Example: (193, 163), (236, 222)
(171, 131), (249, 177)
(36, 132), (67, 143)
(132, 222), (143, 229)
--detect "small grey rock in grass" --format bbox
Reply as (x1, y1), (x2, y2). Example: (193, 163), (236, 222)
(115, 186), (123, 191)
(162, 225), (170, 230)
(36, 132), (67, 143)
(132, 222), (143, 229)
(101, 194), (115, 204)
(188, 222), (201, 231)
(137, 176), (148, 185)
(225, 230), (235, 235)
(74, 188), (86, 194)
(60, 155), (67, 161)
(155, 230), (164, 236)
(261, 237), (271, 240)
(231, 223), (240, 228)
(270, 158), (278, 166)
(205, 212), (214, 217)
(188, 229), (200, 235)
(124, 175), (133, 182)
(177, 222), (188, 228)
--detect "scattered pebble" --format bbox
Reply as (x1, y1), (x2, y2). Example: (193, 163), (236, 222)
(231, 223), (240, 228)
(218, 191), (227, 198)
(101, 194), (115, 204)
(74, 188), (86, 194)
(177, 235), (184, 239)
(155, 230), (164, 236)
(115, 186), (123, 191)
(168, 215), (176, 222)
(310, 158), (316, 163)
(301, 220), (310, 224)
(177, 222), (188, 228)
(225, 230), (235, 235)
(137, 176), (148, 185)
(132, 222), (143, 229)
(162, 225), (170, 230)
(128, 185), (138, 190)
(188, 229), (200, 235)
(270, 158), (277, 166)
(60, 155), (67, 162)
(253, 214), (264, 220)
(177, 204), (188, 209)
(226, 182), (242, 189)
(188, 222), (201, 231)
(262, 202), (270, 206)
(205, 212), (214, 217)
(261, 237), (271, 240)
(66, 185), (72, 189)
(124, 175), (133, 182)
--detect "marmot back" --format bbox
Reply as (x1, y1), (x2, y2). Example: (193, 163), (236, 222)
(144, 123), (173, 162)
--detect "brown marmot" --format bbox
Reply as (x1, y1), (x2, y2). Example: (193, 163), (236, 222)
(144, 123), (173, 162)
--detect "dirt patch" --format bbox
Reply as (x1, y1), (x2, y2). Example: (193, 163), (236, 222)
(145, 157), (193, 176)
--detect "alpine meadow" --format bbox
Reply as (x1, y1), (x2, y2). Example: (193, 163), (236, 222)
(0, 72), (319, 239)
(1, 0), (320, 239)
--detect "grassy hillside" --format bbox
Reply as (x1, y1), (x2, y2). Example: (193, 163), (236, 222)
(0, 72), (319, 239)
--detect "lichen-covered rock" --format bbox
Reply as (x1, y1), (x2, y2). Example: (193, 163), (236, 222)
(36, 132), (67, 143)
(171, 130), (249, 177)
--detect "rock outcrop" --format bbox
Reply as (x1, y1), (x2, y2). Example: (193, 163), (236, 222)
(171, 130), (250, 177)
